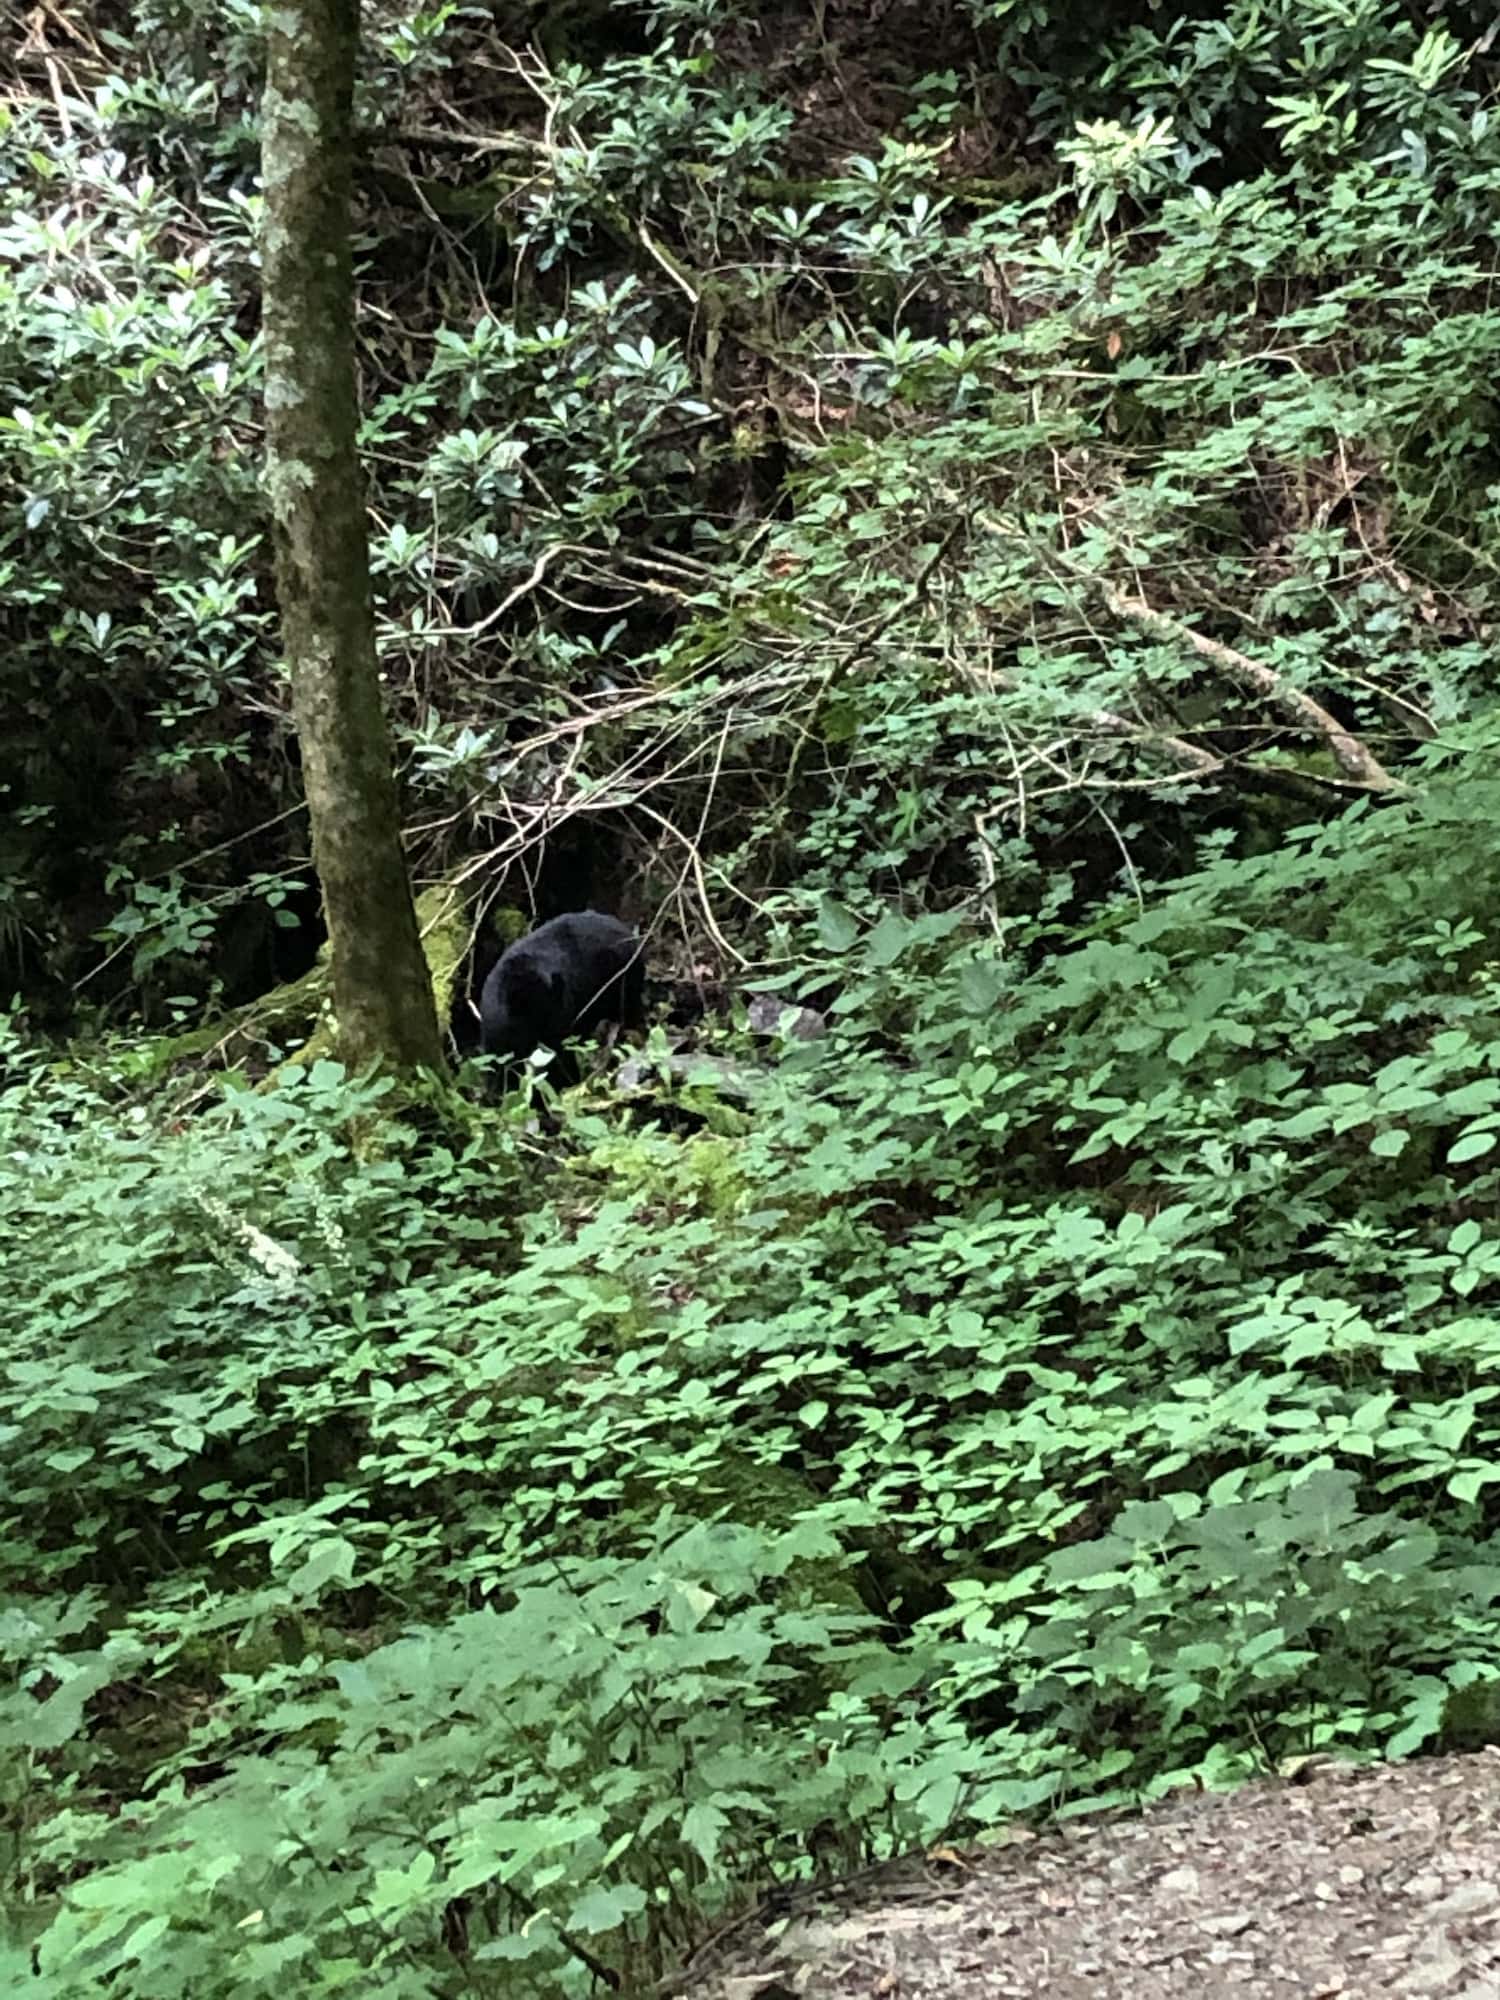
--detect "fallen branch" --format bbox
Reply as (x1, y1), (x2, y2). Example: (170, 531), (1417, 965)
(1104, 588), (1404, 794)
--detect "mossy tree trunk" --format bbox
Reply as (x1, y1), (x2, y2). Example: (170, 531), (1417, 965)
(260, 0), (442, 1073)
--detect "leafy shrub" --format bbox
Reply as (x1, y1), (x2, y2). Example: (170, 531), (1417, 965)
(12, 727), (1500, 1982)
(14, 0), (1500, 1988)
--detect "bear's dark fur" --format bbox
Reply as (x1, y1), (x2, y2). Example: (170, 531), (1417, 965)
(479, 912), (646, 1065)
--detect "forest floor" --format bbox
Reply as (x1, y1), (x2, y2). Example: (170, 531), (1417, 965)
(679, 1753), (1500, 1999)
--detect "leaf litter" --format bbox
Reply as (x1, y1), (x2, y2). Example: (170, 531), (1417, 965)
(678, 1753), (1500, 1999)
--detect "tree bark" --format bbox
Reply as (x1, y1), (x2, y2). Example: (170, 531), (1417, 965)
(260, 0), (443, 1072)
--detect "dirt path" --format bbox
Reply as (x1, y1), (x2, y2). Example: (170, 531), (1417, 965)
(682, 1753), (1500, 1999)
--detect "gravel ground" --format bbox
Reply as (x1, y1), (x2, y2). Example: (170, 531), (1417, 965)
(679, 1753), (1500, 2000)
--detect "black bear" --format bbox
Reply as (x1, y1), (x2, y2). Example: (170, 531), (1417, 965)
(479, 911), (646, 1068)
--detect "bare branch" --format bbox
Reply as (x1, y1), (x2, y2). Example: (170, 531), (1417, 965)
(1104, 588), (1404, 794)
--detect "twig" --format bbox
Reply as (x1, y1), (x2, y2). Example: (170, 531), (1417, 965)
(44, 56), (71, 137)
(960, 660), (1223, 781)
(636, 714), (750, 968)
(425, 543), (573, 638)
(638, 220), (700, 307)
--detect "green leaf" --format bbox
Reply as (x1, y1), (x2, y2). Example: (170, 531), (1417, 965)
(681, 1801), (728, 1869)
(865, 912), (914, 967)
(817, 896), (860, 952)
(1450, 1130), (1497, 1164)
(565, 1882), (648, 1934)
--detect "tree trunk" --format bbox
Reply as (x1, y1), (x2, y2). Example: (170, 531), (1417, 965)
(260, 0), (442, 1073)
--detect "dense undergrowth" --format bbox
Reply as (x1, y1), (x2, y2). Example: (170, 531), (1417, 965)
(11, 0), (1500, 1006)
(9, 0), (1500, 1992)
(13, 737), (1500, 1993)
